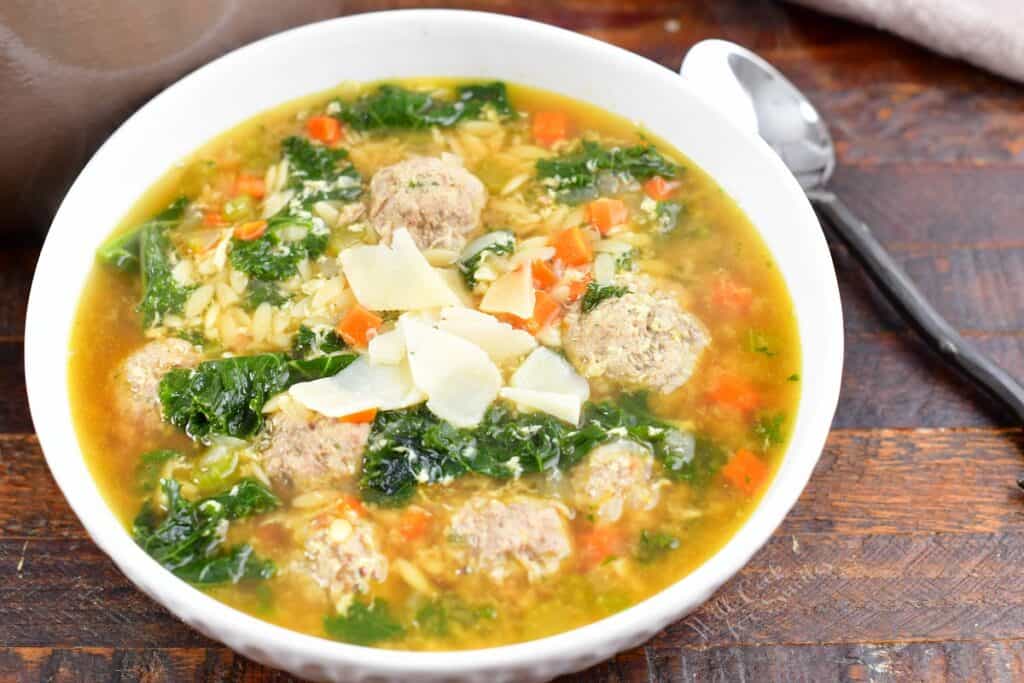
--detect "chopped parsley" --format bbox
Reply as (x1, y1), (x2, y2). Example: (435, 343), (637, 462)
(754, 413), (786, 448)
(747, 330), (777, 357)
(581, 282), (629, 313)
(635, 530), (681, 563)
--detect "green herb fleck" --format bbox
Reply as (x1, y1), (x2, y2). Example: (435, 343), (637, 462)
(754, 413), (786, 448)
(747, 330), (777, 357)
(324, 599), (404, 645)
(136, 449), (179, 492)
(581, 282), (629, 313)
(635, 530), (680, 563)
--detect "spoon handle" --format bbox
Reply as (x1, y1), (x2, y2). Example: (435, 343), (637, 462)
(808, 189), (1024, 424)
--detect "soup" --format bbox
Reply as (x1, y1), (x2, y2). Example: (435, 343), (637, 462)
(69, 79), (800, 650)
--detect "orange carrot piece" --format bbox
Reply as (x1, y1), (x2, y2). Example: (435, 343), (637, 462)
(234, 174), (266, 199)
(339, 407), (378, 424)
(203, 210), (228, 227)
(585, 198), (629, 235)
(566, 272), (593, 303)
(722, 448), (769, 496)
(307, 115), (343, 144)
(550, 227), (593, 267)
(643, 176), (679, 201)
(532, 290), (562, 330)
(578, 526), (625, 570)
(233, 220), (268, 241)
(336, 305), (383, 348)
(398, 507), (433, 541)
(336, 494), (366, 517)
(532, 110), (569, 147)
(711, 276), (754, 313)
(708, 374), (761, 413)
(531, 259), (559, 290)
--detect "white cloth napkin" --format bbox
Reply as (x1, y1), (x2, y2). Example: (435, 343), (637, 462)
(791, 0), (1024, 82)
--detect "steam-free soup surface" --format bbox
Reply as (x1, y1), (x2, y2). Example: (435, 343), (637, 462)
(70, 79), (800, 650)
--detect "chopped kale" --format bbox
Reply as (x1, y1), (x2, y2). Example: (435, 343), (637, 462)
(361, 393), (718, 506)
(415, 596), (496, 637)
(457, 230), (516, 288)
(96, 197), (188, 272)
(138, 207), (195, 327)
(654, 200), (684, 234)
(361, 404), (607, 506)
(229, 213), (330, 282)
(291, 325), (347, 359)
(581, 281), (629, 313)
(635, 530), (680, 563)
(176, 329), (207, 347)
(136, 449), (180, 492)
(324, 599), (404, 645)
(334, 82), (514, 131)
(244, 279), (289, 309)
(536, 141), (679, 204)
(787, 373), (800, 382)
(747, 330), (777, 357)
(159, 352), (357, 441)
(281, 136), (362, 204)
(132, 478), (279, 585)
(754, 413), (786, 448)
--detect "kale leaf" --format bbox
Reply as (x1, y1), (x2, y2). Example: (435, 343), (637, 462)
(654, 200), (684, 234)
(132, 478), (279, 585)
(281, 136), (362, 203)
(635, 529), (680, 564)
(136, 449), (180, 492)
(135, 199), (195, 327)
(536, 141), (679, 204)
(581, 282), (629, 313)
(244, 279), (290, 310)
(335, 82), (514, 131)
(415, 595), (496, 637)
(159, 352), (357, 441)
(97, 197), (188, 272)
(291, 325), (347, 359)
(324, 599), (405, 645)
(229, 213), (330, 282)
(457, 230), (516, 288)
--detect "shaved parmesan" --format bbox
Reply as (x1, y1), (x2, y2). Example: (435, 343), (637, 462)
(499, 387), (583, 425)
(438, 307), (536, 363)
(479, 264), (535, 319)
(289, 355), (423, 418)
(511, 347), (590, 401)
(339, 228), (459, 310)
(400, 316), (501, 428)
(368, 329), (405, 366)
(435, 267), (475, 308)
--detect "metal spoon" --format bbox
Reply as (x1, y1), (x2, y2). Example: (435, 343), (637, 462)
(681, 39), (1024, 432)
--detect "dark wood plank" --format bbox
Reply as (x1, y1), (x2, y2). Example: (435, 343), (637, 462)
(0, 648), (239, 683)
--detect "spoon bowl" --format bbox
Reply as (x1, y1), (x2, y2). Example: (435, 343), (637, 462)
(682, 39), (835, 190)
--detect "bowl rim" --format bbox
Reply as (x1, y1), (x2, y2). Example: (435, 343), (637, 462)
(25, 8), (844, 677)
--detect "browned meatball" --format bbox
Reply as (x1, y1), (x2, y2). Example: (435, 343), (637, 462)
(114, 337), (201, 427)
(562, 275), (709, 394)
(369, 155), (486, 251)
(447, 495), (572, 583)
(257, 410), (370, 493)
(304, 510), (388, 612)
(571, 440), (661, 523)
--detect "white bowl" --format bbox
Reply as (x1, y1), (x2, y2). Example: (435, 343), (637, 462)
(25, 10), (843, 682)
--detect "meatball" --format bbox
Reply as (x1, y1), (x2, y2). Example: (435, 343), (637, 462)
(305, 511), (388, 612)
(562, 276), (709, 394)
(368, 155), (487, 251)
(114, 337), (201, 425)
(571, 440), (661, 523)
(257, 410), (370, 493)
(448, 495), (572, 583)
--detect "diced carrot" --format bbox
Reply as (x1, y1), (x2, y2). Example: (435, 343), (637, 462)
(533, 290), (562, 330)
(708, 374), (761, 413)
(307, 115), (343, 144)
(532, 259), (559, 290)
(398, 507), (433, 542)
(643, 176), (680, 201)
(234, 173), (266, 199)
(336, 305), (383, 348)
(339, 407), (378, 424)
(336, 494), (366, 517)
(722, 448), (768, 496)
(233, 220), (268, 241)
(203, 210), (228, 227)
(585, 198), (629, 235)
(578, 526), (625, 570)
(566, 272), (593, 303)
(711, 276), (754, 313)
(532, 110), (569, 147)
(550, 227), (593, 267)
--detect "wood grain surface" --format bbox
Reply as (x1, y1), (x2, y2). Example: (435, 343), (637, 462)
(3, 1), (1023, 681)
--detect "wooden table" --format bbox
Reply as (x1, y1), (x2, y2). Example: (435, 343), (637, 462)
(3, 1), (1023, 680)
